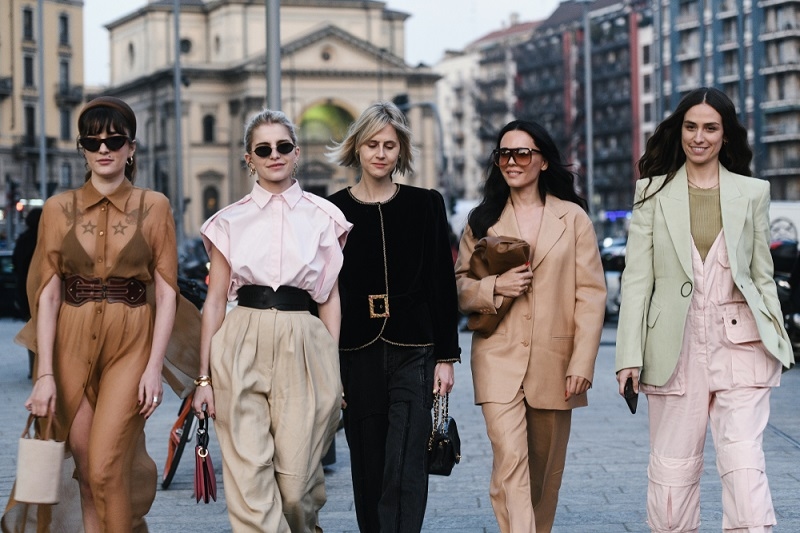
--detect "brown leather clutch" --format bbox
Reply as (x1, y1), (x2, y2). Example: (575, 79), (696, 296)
(467, 236), (530, 336)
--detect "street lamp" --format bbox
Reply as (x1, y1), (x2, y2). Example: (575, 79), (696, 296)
(173, 0), (185, 250)
(266, 0), (281, 109)
(576, 0), (595, 218)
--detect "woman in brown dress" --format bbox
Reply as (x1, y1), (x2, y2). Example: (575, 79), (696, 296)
(13, 96), (178, 532)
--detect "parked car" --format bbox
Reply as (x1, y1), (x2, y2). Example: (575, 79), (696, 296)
(599, 238), (626, 320)
(0, 250), (18, 318)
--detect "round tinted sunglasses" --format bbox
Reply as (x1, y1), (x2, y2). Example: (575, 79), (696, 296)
(492, 147), (541, 167)
(78, 135), (130, 152)
(252, 142), (296, 158)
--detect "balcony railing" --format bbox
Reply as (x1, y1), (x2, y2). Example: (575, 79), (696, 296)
(12, 135), (56, 158)
(54, 84), (83, 106)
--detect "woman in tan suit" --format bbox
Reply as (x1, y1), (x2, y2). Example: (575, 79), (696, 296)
(455, 119), (606, 533)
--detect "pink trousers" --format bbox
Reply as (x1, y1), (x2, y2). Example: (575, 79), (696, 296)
(643, 232), (781, 533)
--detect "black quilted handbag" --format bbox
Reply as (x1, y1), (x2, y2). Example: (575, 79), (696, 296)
(427, 392), (461, 476)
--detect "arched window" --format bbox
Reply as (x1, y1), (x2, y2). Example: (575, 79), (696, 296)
(202, 115), (215, 143)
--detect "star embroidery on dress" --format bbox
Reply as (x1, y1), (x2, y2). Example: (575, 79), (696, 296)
(82, 221), (97, 234)
(113, 222), (128, 235)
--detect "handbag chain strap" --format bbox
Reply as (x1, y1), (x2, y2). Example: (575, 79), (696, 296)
(427, 392), (449, 452)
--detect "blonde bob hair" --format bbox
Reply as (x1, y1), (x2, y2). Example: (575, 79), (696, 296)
(327, 102), (415, 176)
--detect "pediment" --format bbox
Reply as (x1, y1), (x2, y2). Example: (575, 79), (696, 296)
(243, 24), (409, 73)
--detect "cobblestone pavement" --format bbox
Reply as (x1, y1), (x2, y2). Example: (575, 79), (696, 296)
(1, 318), (798, 532)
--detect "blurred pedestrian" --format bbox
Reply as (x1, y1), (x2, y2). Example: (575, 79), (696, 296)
(12, 207), (42, 378)
(616, 87), (794, 532)
(454, 119), (606, 533)
(327, 102), (461, 533)
(193, 108), (351, 532)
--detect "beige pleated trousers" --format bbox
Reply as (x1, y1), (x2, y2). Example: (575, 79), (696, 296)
(210, 306), (342, 533)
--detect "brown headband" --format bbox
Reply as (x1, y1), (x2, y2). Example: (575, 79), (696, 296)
(78, 96), (137, 139)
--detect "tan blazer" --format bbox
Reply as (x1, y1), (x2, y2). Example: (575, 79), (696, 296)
(615, 164), (794, 386)
(455, 196), (607, 409)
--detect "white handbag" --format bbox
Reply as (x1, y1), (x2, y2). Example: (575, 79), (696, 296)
(15, 413), (65, 504)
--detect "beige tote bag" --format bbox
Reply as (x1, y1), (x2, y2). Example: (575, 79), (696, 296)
(15, 413), (65, 504)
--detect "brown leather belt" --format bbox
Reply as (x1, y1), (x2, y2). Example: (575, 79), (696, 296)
(64, 275), (147, 307)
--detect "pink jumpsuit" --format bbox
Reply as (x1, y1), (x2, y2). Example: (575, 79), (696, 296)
(643, 231), (782, 533)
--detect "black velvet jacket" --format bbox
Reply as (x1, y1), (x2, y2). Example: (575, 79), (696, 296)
(328, 185), (461, 362)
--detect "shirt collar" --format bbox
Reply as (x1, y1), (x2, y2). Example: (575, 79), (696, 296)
(81, 178), (134, 211)
(250, 179), (303, 209)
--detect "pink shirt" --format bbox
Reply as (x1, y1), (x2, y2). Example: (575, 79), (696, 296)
(201, 180), (352, 303)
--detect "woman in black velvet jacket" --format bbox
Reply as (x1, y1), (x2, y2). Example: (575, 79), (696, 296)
(327, 102), (461, 533)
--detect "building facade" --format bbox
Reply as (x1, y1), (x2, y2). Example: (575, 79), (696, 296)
(514, 0), (650, 237)
(0, 0), (84, 245)
(435, 16), (541, 204)
(102, 0), (440, 236)
(654, 0), (800, 197)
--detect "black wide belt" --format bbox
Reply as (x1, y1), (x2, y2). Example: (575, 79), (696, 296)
(237, 285), (312, 311)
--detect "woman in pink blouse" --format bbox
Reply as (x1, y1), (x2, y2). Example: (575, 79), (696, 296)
(192, 109), (352, 532)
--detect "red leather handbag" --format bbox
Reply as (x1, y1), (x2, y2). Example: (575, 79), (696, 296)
(194, 417), (217, 503)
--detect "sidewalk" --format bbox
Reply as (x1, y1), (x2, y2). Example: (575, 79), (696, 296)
(1, 318), (799, 532)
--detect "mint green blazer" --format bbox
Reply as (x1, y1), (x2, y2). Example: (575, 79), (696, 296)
(615, 164), (794, 386)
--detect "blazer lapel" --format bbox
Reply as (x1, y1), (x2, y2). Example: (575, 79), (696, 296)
(660, 167), (693, 280)
(531, 196), (566, 271)
(489, 200), (522, 239)
(720, 164), (747, 279)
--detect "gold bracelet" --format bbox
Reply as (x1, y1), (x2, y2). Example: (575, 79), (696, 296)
(36, 373), (54, 382)
(194, 375), (212, 387)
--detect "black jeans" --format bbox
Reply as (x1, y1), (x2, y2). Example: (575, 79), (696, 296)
(340, 341), (436, 533)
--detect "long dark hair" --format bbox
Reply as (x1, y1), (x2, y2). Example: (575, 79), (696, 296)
(467, 120), (586, 238)
(636, 87), (751, 204)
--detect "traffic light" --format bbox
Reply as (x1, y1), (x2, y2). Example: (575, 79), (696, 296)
(7, 180), (20, 211)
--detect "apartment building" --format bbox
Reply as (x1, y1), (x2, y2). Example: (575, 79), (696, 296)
(514, 0), (649, 236)
(0, 0), (84, 242)
(435, 15), (541, 204)
(655, 0), (800, 198)
(757, 0), (800, 198)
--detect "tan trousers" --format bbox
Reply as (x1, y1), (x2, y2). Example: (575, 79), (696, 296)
(211, 307), (342, 533)
(482, 388), (572, 533)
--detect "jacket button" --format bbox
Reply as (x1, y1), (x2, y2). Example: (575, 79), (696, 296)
(521, 340), (529, 347)
(731, 319), (737, 325)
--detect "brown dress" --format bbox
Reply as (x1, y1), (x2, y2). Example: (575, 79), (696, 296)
(3, 179), (188, 532)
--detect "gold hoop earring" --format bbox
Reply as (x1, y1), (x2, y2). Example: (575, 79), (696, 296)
(248, 164), (256, 176)
(126, 157), (134, 166)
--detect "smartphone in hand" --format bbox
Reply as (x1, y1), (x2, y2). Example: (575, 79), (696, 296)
(623, 376), (638, 414)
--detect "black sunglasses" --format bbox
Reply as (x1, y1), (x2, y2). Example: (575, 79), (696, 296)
(252, 142), (296, 158)
(492, 147), (541, 167)
(78, 135), (130, 152)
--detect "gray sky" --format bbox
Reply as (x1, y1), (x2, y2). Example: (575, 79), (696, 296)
(82, 0), (560, 86)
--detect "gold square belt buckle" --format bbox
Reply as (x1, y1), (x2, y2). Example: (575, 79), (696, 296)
(368, 294), (390, 318)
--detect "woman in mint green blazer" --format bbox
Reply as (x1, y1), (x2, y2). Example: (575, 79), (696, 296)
(616, 87), (793, 533)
